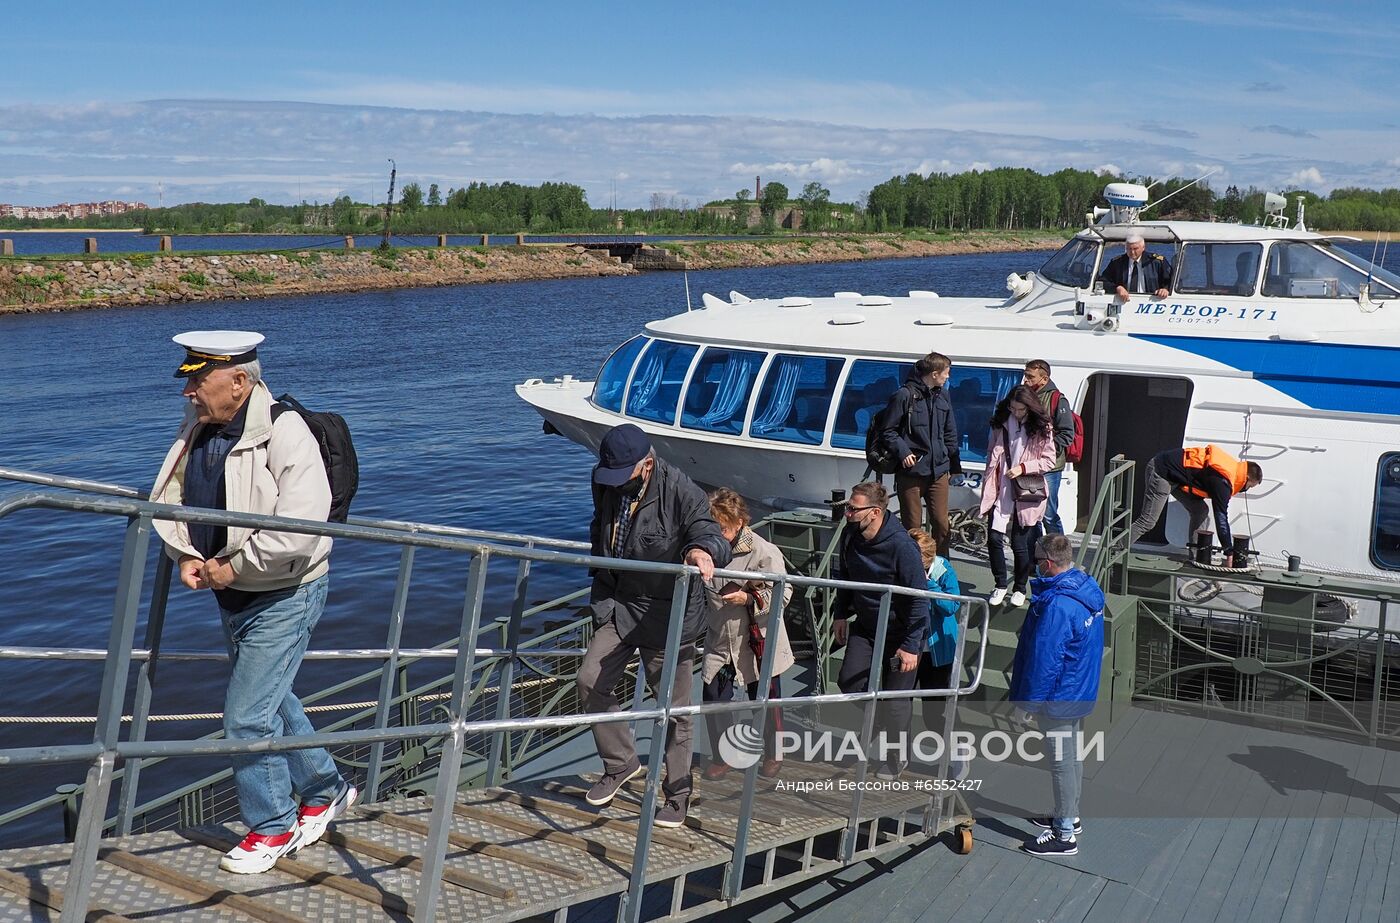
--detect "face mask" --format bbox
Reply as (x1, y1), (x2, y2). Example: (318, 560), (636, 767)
(614, 474), (645, 498)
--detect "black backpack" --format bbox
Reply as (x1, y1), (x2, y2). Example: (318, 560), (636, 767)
(863, 384), (912, 476)
(271, 394), (359, 523)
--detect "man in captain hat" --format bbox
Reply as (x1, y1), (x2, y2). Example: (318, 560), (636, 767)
(1098, 231), (1173, 302)
(151, 331), (356, 873)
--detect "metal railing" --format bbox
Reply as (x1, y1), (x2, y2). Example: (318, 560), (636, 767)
(0, 469), (990, 923)
(1126, 557), (1400, 744)
(1075, 454), (1135, 591)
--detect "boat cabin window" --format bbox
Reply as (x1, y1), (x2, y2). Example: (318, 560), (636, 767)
(680, 347), (767, 435)
(625, 340), (699, 425)
(831, 360), (915, 450)
(1039, 238), (1101, 288)
(946, 366), (1025, 463)
(1373, 453), (1400, 571)
(750, 354), (844, 445)
(593, 335), (649, 413)
(1262, 241), (1399, 299)
(1176, 242), (1262, 296)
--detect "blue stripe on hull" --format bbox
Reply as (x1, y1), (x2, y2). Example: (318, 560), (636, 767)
(1132, 335), (1400, 416)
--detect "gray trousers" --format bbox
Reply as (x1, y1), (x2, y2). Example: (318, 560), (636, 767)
(1128, 456), (1209, 545)
(576, 619), (695, 796)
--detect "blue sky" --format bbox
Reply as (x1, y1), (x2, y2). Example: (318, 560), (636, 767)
(4, 0), (1398, 207)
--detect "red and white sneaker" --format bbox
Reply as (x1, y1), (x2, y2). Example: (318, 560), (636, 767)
(219, 826), (302, 874)
(296, 783), (359, 848)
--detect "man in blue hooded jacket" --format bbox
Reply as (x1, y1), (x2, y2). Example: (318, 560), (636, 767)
(1009, 533), (1105, 857)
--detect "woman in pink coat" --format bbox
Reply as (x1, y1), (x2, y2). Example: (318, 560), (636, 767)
(979, 384), (1057, 607)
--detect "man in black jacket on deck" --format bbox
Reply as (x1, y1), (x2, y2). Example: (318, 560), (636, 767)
(575, 424), (732, 828)
(833, 481), (931, 781)
(877, 351), (961, 556)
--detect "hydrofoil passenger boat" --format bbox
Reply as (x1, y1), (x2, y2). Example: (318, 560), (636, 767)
(519, 185), (1400, 582)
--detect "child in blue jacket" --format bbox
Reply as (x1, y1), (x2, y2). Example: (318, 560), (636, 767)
(910, 531), (968, 780)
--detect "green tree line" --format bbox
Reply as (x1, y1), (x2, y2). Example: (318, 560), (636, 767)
(8, 170), (1400, 235)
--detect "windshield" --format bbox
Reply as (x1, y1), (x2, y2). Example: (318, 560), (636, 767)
(1323, 243), (1400, 298)
(1039, 238), (1101, 287)
(1264, 241), (1400, 299)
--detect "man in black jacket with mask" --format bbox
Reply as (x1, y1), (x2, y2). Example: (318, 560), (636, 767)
(877, 351), (961, 556)
(575, 424), (732, 828)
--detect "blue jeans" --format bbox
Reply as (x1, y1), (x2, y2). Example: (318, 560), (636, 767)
(220, 574), (344, 834)
(1039, 468), (1064, 536)
(1041, 716), (1082, 838)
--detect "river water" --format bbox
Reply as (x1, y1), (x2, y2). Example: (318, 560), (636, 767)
(3, 242), (1396, 844)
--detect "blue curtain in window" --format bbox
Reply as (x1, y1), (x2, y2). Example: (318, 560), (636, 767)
(751, 356), (802, 434)
(700, 354), (754, 425)
(628, 348), (664, 408)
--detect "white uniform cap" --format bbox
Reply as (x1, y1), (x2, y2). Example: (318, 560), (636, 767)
(172, 330), (265, 378)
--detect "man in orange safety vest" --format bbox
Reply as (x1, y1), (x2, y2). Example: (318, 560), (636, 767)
(1128, 445), (1263, 566)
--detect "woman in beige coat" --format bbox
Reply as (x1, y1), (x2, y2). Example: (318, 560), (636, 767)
(702, 488), (794, 780)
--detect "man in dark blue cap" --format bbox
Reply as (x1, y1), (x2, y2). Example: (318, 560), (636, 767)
(575, 424), (731, 827)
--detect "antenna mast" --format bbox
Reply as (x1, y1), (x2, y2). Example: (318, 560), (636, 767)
(1139, 167), (1221, 216)
(381, 159), (396, 251)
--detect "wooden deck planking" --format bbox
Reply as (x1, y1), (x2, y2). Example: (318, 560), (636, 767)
(1344, 818), (1397, 923)
(910, 846), (1024, 923)
(1046, 875), (1108, 923)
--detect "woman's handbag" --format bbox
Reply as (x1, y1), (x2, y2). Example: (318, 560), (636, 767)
(1012, 473), (1048, 502)
(746, 584), (772, 659)
(1000, 428), (1048, 503)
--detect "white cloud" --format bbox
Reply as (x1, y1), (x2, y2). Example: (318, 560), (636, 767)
(1284, 166), (1325, 188)
(1095, 164), (1122, 176)
(726, 158), (864, 183)
(0, 99), (1383, 208)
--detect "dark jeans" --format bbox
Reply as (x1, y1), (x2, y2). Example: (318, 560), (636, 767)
(988, 516), (1037, 592)
(703, 672), (783, 762)
(896, 471), (951, 557)
(918, 657), (955, 737)
(838, 631), (920, 755)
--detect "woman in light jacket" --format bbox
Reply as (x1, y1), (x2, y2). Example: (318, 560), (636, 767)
(702, 488), (795, 780)
(979, 384), (1057, 608)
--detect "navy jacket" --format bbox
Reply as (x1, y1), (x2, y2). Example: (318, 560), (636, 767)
(833, 511), (930, 654)
(1010, 567), (1105, 719)
(876, 375), (959, 479)
(1099, 252), (1174, 294)
(1153, 448), (1236, 548)
(588, 457), (732, 649)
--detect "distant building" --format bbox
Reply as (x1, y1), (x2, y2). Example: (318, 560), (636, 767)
(0, 200), (149, 220)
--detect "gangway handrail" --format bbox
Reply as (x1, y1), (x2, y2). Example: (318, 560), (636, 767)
(0, 474), (991, 923)
(0, 465), (592, 551)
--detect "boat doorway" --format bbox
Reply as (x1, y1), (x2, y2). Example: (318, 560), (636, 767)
(1075, 373), (1194, 536)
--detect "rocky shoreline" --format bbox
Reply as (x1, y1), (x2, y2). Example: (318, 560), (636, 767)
(0, 233), (1064, 314)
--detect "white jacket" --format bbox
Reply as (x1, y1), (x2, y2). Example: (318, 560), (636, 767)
(703, 528), (795, 685)
(151, 380), (333, 591)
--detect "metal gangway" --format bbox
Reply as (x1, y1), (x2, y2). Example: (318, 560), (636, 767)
(0, 468), (990, 922)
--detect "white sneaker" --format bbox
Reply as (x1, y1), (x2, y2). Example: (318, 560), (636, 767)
(988, 587), (1008, 606)
(296, 782), (358, 849)
(220, 826), (302, 874)
(1009, 590), (1027, 607)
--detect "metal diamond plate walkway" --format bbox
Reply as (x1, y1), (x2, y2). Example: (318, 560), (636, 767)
(0, 762), (972, 922)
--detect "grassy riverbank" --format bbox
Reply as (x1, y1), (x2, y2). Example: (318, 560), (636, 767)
(0, 231), (1067, 313)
